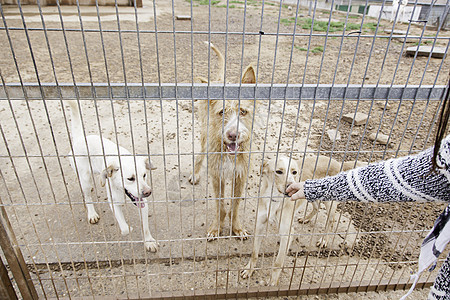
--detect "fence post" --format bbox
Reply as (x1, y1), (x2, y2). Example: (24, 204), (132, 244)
(0, 197), (38, 300)
(0, 255), (17, 300)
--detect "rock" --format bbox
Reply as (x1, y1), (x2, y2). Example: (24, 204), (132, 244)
(326, 129), (341, 141)
(342, 112), (369, 126)
(384, 29), (407, 35)
(176, 15), (191, 20)
(369, 132), (389, 145)
(376, 101), (393, 110)
(405, 46), (446, 59)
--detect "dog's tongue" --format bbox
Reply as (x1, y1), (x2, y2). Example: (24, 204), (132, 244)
(227, 143), (238, 152)
(134, 199), (145, 209)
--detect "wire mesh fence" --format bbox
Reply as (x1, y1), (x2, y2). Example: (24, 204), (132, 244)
(0, 0), (449, 298)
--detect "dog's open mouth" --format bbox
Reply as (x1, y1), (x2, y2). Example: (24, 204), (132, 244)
(125, 189), (145, 208)
(225, 142), (239, 154)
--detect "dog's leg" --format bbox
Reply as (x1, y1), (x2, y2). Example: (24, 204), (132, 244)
(207, 178), (226, 240)
(270, 201), (296, 286)
(241, 200), (269, 279)
(109, 201), (132, 236)
(317, 201), (337, 248)
(80, 175), (100, 224)
(297, 200), (319, 224)
(140, 203), (158, 252)
(231, 175), (249, 239)
(189, 134), (206, 185)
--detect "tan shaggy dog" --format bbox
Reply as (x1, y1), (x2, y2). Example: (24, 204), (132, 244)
(189, 42), (257, 240)
(241, 155), (366, 285)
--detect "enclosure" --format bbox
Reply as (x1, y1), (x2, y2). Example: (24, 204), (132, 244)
(0, 0), (449, 298)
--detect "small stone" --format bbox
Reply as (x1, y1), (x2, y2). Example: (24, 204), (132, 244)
(384, 29), (407, 35)
(326, 129), (341, 141)
(376, 102), (392, 110)
(405, 46), (446, 59)
(342, 112), (369, 126)
(369, 132), (389, 145)
(176, 15), (191, 20)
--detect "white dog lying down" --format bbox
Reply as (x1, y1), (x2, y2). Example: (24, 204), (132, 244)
(67, 100), (158, 252)
(241, 155), (365, 285)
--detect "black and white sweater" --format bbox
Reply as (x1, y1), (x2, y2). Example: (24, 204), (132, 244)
(304, 135), (450, 204)
(303, 135), (450, 300)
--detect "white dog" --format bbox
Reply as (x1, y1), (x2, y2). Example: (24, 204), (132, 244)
(67, 100), (158, 252)
(241, 155), (363, 285)
(391, 0), (408, 23)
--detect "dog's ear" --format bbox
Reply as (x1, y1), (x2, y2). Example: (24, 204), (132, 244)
(241, 65), (256, 84)
(261, 158), (271, 175)
(100, 164), (118, 187)
(145, 158), (157, 171)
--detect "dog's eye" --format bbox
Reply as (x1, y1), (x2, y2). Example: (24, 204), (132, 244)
(127, 176), (135, 182)
(275, 170), (283, 175)
(143, 174), (146, 178)
(218, 109), (224, 116)
(292, 171), (298, 175)
(240, 109), (248, 116)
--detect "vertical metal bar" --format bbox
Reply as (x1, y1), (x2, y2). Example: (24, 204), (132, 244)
(131, 0), (154, 295)
(188, 0), (198, 295)
(290, 0), (323, 295)
(243, 1), (267, 297)
(169, 0), (181, 293)
(112, 0), (142, 295)
(151, 0), (166, 292)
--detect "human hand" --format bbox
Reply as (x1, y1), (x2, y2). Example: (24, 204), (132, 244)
(286, 182), (305, 201)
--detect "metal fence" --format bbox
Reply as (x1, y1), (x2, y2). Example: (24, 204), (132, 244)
(0, 0), (449, 298)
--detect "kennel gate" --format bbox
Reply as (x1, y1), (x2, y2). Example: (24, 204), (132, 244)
(0, 0), (449, 298)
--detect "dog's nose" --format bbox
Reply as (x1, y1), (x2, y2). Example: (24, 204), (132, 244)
(227, 131), (238, 141)
(143, 189), (152, 197)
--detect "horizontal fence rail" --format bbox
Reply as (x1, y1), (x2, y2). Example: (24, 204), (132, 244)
(1, 83), (447, 100)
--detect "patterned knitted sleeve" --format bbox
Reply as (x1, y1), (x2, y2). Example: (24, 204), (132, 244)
(303, 136), (450, 203)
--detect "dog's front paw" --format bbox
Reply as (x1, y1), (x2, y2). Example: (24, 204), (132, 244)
(145, 240), (159, 252)
(240, 263), (254, 279)
(269, 270), (281, 286)
(88, 212), (100, 224)
(121, 226), (133, 236)
(207, 229), (220, 241)
(316, 237), (328, 248)
(188, 173), (200, 185)
(233, 228), (250, 240)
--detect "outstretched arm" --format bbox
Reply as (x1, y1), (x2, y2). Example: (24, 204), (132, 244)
(287, 138), (450, 204)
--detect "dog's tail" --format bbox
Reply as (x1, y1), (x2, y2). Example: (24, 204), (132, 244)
(66, 100), (84, 141)
(204, 41), (225, 82)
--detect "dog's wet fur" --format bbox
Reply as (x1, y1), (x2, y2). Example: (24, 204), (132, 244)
(189, 42), (257, 240)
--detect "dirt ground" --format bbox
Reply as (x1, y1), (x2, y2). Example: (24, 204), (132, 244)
(0, 0), (449, 299)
